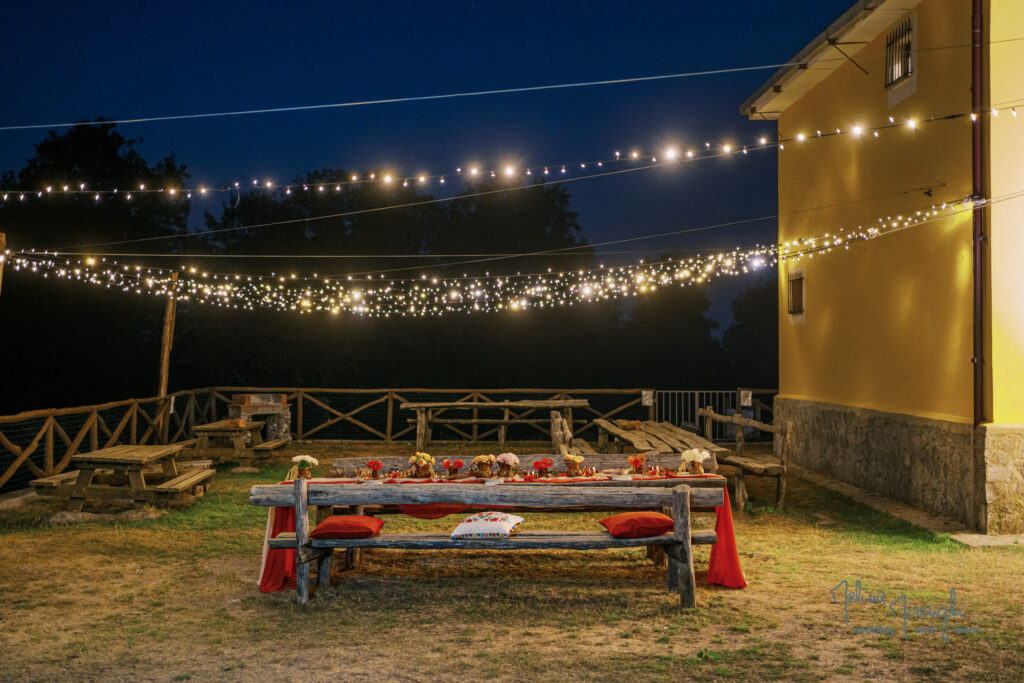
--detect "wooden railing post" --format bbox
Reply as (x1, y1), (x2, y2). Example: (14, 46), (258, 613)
(385, 392), (394, 443)
(296, 390), (304, 440)
(45, 415), (54, 475)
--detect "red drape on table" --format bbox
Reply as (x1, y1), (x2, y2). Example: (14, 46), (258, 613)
(707, 487), (746, 588)
(259, 506), (297, 593)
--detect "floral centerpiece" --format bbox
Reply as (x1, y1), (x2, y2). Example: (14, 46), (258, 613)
(292, 455), (319, 479)
(442, 458), (465, 479)
(627, 453), (647, 475)
(471, 454), (497, 478)
(679, 448), (708, 475)
(409, 452), (435, 478)
(563, 453), (585, 477)
(496, 453), (519, 478)
(366, 460), (384, 479)
(532, 457), (554, 478)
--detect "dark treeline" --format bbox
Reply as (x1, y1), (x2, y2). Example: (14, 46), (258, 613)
(0, 123), (777, 414)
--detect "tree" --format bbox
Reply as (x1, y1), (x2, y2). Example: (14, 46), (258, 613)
(0, 121), (190, 251)
(722, 275), (779, 388)
(0, 123), (191, 413)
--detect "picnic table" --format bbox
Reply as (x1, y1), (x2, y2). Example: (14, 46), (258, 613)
(30, 443), (214, 510)
(400, 399), (590, 451)
(193, 419), (267, 466)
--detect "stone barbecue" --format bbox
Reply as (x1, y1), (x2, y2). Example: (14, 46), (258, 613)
(227, 394), (292, 442)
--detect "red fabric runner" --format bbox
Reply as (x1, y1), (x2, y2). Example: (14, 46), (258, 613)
(707, 487), (746, 588)
(259, 506), (297, 593)
(257, 475), (745, 591)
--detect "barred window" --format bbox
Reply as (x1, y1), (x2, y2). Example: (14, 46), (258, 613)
(788, 273), (804, 315)
(885, 18), (913, 88)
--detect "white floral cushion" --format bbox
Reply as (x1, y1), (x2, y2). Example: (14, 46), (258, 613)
(450, 511), (525, 539)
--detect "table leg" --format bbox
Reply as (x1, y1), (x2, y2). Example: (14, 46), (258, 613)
(196, 435), (210, 459)
(161, 457), (178, 480)
(127, 469), (147, 502)
(251, 428), (264, 446)
(67, 467), (96, 511)
(231, 435), (247, 465)
(415, 410), (427, 452)
(345, 505), (363, 569)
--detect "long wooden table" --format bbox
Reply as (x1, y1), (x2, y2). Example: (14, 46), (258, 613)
(193, 419), (266, 466)
(400, 400), (590, 450)
(32, 443), (214, 510)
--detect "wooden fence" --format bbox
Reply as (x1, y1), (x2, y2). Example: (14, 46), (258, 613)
(0, 387), (654, 492)
(0, 388), (219, 491)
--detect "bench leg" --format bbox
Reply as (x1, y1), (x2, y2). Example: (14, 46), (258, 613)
(297, 561), (310, 605)
(733, 469), (748, 512)
(776, 473), (786, 511)
(318, 551), (332, 590)
(647, 545), (667, 566)
(498, 424), (507, 449)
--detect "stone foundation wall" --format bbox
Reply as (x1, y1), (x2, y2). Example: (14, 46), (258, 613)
(774, 398), (984, 530)
(976, 424), (1024, 534)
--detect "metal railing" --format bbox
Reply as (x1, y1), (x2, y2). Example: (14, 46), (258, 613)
(656, 388), (777, 441)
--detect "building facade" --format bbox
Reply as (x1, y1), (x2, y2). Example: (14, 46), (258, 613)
(741, 0), (1024, 532)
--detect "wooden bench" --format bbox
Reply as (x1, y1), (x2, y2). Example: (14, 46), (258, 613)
(153, 467), (216, 495)
(253, 438), (288, 452)
(250, 481), (723, 607)
(698, 406), (792, 510)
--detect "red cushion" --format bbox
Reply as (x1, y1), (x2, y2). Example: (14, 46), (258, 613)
(310, 515), (384, 539)
(599, 511), (674, 538)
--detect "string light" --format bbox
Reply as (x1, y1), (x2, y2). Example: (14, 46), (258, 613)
(5, 192), (992, 318)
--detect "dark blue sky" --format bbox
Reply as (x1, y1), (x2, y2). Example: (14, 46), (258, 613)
(0, 0), (854, 325)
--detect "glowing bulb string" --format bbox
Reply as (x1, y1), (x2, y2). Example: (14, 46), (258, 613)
(5, 190), (1005, 317)
(6, 93), (1022, 233)
(4, 36), (1024, 133)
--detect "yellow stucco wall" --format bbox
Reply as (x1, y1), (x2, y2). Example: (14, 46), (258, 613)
(777, 0), (974, 422)
(986, 0), (1024, 423)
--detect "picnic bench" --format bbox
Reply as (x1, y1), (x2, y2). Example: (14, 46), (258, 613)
(401, 399), (590, 451)
(193, 419), (271, 466)
(250, 480), (723, 607)
(30, 442), (213, 510)
(697, 406), (792, 510)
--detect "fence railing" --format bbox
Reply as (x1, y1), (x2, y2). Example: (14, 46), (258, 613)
(655, 388), (777, 441)
(0, 388), (219, 492)
(0, 386), (776, 493)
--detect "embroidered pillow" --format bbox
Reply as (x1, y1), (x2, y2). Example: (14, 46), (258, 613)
(451, 511), (525, 539)
(310, 515), (384, 539)
(599, 511), (674, 538)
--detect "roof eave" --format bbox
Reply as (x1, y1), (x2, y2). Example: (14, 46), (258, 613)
(739, 0), (886, 120)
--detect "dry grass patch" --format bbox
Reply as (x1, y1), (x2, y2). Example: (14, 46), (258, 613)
(1, 445), (1022, 681)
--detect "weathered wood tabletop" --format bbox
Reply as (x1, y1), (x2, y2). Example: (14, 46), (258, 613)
(193, 419), (266, 435)
(70, 443), (189, 467)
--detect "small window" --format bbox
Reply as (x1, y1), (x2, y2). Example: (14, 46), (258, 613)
(885, 18), (913, 88)
(788, 274), (804, 315)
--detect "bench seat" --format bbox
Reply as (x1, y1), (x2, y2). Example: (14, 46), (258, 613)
(269, 529), (716, 550)
(154, 467), (215, 493)
(253, 438), (288, 452)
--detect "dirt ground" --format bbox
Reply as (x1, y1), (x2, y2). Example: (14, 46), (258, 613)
(1, 441), (1022, 681)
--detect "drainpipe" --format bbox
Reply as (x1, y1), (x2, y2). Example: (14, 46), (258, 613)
(971, 0), (985, 426)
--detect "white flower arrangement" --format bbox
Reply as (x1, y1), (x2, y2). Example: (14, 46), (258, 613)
(291, 455), (320, 467)
(496, 453), (519, 466)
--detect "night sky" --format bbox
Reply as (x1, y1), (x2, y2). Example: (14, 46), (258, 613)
(0, 0), (855, 326)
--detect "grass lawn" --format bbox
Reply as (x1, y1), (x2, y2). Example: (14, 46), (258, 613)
(1, 443), (1022, 681)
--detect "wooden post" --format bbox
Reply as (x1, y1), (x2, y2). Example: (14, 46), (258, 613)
(385, 392), (394, 443)
(157, 272), (179, 398)
(154, 272), (178, 441)
(703, 406), (714, 442)
(0, 233), (7, 300)
(295, 478), (310, 605)
(671, 485), (696, 608)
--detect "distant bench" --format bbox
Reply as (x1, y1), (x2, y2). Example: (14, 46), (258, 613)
(250, 480), (723, 607)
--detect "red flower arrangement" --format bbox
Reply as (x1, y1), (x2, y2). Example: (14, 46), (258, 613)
(367, 460), (384, 479)
(442, 458), (465, 479)
(627, 453), (647, 474)
(532, 457), (555, 477)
